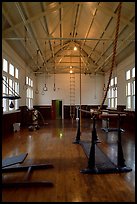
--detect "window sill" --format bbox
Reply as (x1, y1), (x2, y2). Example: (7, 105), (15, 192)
(124, 109), (135, 112)
(3, 109), (21, 115)
(106, 107), (117, 110)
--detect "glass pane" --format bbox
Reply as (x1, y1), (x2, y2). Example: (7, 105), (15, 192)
(15, 99), (18, 110)
(3, 59), (8, 72)
(3, 76), (6, 81)
(30, 89), (32, 98)
(110, 78), (114, 86)
(114, 88), (117, 97)
(132, 67), (135, 78)
(15, 82), (17, 93)
(27, 89), (29, 97)
(29, 78), (31, 86)
(28, 89), (30, 98)
(126, 84), (127, 96)
(114, 88), (116, 97)
(3, 76), (8, 94)
(30, 99), (32, 109)
(115, 77), (117, 84)
(111, 88), (114, 97)
(9, 64), (14, 76)
(132, 96), (135, 110)
(3, 82), (7, 94)
(26, 76), (28, 85)
(132, 80), (135, 95)
(110, 89), (112, 97)
(115, 98), (117, 109)
(15, 68), (19, 79)
(108, 99), (110, 107)
(107, 89), (110, 98)
(26, 98), (28, 107)
(126, 70), (130, 80)
(111, 98), (114, 108)
(127, 82), (131, 95)
(3, 98), (7, 112)
(29, 88), (31, 97)
(127, 96), (131, 109)
(15, 82), (19, 94)
(32, 90), (33, 98)
(31, 80), (33, 87)
(9, 79), (13, 95)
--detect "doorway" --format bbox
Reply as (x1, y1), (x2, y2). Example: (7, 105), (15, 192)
(51, 100), (62, 120)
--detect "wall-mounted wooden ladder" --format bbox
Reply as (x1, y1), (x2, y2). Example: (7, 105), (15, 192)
(70, 72), (75, 119)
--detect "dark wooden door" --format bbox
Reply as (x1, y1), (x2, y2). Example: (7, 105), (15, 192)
(51, 100), (62, 120)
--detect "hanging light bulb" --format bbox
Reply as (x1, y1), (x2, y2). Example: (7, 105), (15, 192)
(9, 101), (14, 108)
(74, 46), (77, 51)
(35, 75), (39, 94)
(43, 71), (48, 92)
(70, 70), (73, 74)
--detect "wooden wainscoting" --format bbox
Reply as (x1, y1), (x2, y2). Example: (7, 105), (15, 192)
(2, 110), (21, 137)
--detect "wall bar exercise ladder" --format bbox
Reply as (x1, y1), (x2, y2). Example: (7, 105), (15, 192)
(70, 71), (75, 120)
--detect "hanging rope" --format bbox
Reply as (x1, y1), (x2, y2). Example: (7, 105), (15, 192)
(99, 2), (122, 111)
(2, 78), (21, 99)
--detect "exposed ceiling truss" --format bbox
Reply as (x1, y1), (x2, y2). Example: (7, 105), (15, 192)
(2, 2), (135, 75)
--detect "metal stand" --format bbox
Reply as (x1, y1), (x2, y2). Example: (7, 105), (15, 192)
(101, 116), (125, 133)
(73, 107), (81, 144)
(80, 113), (132, 174)
(117, 114), (132, 172)
(80, 114), (99, 173)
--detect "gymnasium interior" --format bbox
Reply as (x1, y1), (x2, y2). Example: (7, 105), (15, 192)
(2, 2), (135, 202)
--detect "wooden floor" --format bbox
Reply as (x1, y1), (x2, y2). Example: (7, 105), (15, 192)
(2, 118), (135, 202)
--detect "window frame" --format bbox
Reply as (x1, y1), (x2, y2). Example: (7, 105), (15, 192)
(125, 67), (135, 111)
(2, 58), (20, 113)
(107, 76), (117, 109)
(26, 76), (33, 109)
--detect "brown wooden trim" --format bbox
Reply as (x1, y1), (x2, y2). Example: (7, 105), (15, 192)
(33, 105), (51, 120)
(2, 110), (21, 137)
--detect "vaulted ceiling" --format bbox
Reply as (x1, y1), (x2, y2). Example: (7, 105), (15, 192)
(2, 2), (135, 75)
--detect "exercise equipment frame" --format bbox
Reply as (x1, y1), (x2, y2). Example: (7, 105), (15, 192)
(73, 108), (132, 174)
(2, 153), (54, 187)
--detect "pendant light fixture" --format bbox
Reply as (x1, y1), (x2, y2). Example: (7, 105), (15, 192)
(35, 75), (39, 94)
(43, 68), (48, 92)
(53, 73), (56, 91)
(41, 41), (48, 94)
(41, 72), (48, 95)
(43, 83), (48, 91)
